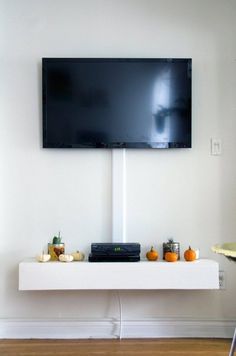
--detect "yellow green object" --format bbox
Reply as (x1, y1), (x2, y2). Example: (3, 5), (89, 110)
(211, 243), (236, 258)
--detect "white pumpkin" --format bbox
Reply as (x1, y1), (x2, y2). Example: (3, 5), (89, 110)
(71, 251), (85, 261)
(59, 254), (74, 262)
(36, 254), (51, 262)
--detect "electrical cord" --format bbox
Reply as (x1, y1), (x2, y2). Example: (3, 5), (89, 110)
(116, 290), (123, 339)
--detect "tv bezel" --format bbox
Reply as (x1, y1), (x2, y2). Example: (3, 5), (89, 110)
(42, 58), (192, 149)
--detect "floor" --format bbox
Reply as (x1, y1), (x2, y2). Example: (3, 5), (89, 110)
(0, 338), (233, 356)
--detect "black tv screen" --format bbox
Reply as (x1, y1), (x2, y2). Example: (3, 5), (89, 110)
(43, 58), (191, 148)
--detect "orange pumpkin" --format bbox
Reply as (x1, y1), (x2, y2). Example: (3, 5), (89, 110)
(184, 246), (196, 262)
(146, 246), (158, 261)
(164, 251), (178, 262)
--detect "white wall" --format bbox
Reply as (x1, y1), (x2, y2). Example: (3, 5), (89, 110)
(1, 0), (236, 337)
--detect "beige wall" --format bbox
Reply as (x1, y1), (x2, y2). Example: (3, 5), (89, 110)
(1, 0), (236, 328)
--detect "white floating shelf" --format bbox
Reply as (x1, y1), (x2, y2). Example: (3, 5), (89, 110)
(19, 259), (219, 290)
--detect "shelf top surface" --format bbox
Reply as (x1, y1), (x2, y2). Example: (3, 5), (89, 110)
(20, 258), (218, 265)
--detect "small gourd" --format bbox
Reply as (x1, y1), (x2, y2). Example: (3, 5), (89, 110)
(59, 254), (74, 262)
(184, 246), (196, 262)
(71, 251), (85, 261)
(146, 246), (158, 261)
(164, 251), (178, 262)
(36, 253), (51, 263)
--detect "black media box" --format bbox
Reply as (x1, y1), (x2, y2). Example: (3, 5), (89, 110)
(89, 243), (140, 262)
(88, 255), (140, 262)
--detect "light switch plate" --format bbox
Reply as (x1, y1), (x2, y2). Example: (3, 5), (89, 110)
(211, 138), (222, 155)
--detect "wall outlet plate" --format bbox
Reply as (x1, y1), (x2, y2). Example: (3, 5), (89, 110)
(219, 270), (226, 289)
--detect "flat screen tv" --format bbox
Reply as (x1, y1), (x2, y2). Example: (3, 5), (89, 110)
(43, 58), (191, 148)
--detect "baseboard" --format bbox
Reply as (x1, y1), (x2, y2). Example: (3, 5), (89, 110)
(0, 318), (235, 339)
